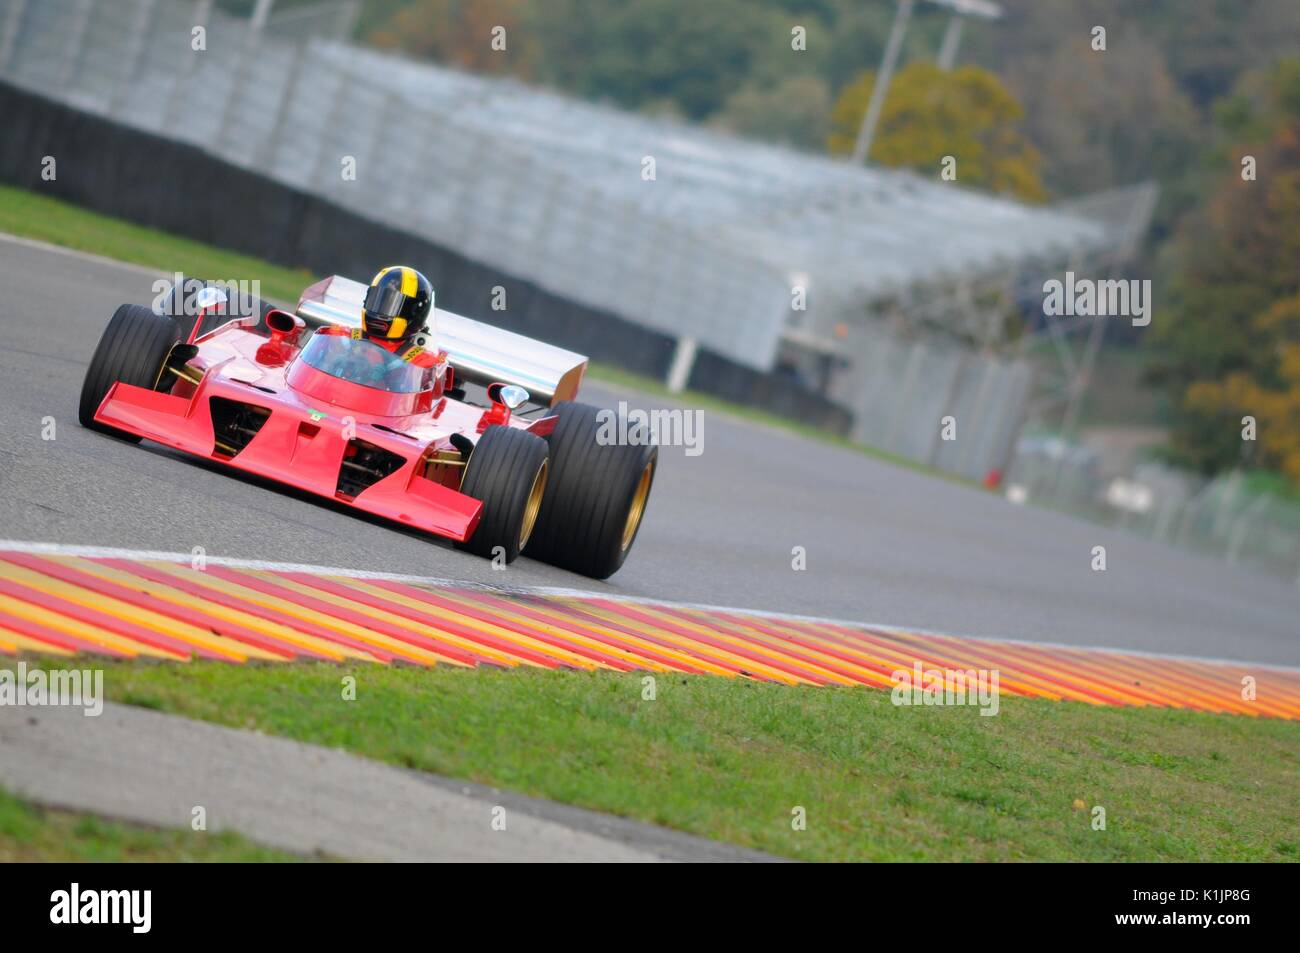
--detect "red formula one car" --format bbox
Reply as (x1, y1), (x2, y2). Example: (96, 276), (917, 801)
(78, 275), (656, 578)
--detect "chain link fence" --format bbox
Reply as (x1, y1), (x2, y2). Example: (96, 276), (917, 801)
(1006, 446), (1300, 586)
(829, 322), (1032, 480)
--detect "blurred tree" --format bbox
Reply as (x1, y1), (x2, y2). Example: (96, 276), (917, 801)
(515, 0), (773, 118)
(218, 0), (326, 13)
(1182, 297), (1300, 481)
(367, 0), (534, 76)
(1004, 34), (1198, 203)
(714, 75), (832, 151)
(357, 0), (1300, 202)
(826, 62), (1046, 201)
(820, 0), (941, 95)
(1151, 60), (1300, 478)
(1142, 0), (1300, 110)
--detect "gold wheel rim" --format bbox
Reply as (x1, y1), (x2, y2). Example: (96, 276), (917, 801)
(620, 459), (654, 552)
(153, 342), (182, 392)
(519, 458), (548, 549)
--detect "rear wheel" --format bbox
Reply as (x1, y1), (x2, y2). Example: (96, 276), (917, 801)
(456, 426), (550, 564)
(525, 401), (657, 579)
(78, 304), (182, 442)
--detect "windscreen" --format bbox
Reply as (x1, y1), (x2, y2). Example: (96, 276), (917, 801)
(298, 333), (435, 394)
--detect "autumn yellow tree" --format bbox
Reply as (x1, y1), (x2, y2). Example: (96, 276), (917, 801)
(1153, 60), (1300, 482)
(827, 62), (1046, 202)
(1182, 295), (1300, 481)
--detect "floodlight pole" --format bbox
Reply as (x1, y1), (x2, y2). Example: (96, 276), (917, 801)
(851, 0), (914, 165)
(937, 14), (964, 70)
(250, 0), (275, 33)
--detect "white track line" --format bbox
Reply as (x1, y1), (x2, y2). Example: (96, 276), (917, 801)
(1, 538), (1295, 673)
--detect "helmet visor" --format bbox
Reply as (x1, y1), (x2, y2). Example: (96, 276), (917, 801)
(363, 283), (417, 321)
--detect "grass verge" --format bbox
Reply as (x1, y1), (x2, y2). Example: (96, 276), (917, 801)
(0, 183), (316, 304)
(0, 786), (308, 862)
(45, 658), (1300, 862)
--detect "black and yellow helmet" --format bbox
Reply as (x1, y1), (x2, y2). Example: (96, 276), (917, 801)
(362, 266), (432, 342)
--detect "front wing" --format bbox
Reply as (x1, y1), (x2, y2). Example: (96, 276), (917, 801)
(94, 380), (482, 542)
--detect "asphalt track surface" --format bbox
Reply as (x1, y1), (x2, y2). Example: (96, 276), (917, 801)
(0, 701), (775, 861)
(1, 234), (1298, 667)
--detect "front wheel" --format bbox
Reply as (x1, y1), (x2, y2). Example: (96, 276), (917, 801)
(78, 304), (181, 441)
(524, 401), (657, 579)
(456, 425), (550, 564)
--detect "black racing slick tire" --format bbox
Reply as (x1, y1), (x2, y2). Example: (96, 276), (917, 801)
(78, 304), (182, 442)
(456, 425), (550, 564)
(524, 401), (657, 580)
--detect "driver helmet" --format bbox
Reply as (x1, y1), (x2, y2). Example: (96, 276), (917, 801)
(362, 265), (432, 343)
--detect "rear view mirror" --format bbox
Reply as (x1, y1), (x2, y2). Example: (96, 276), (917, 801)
(193, 286), (228, 313)
(488, 382), (530, 409)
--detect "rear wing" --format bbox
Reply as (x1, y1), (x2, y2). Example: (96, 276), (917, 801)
(296, 276), (587, 406)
